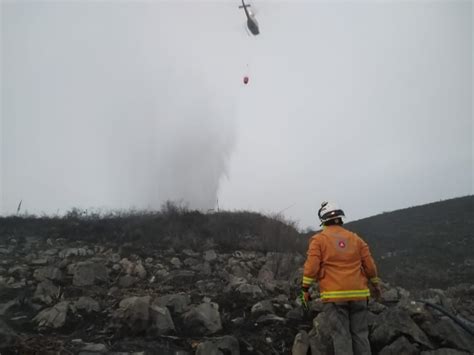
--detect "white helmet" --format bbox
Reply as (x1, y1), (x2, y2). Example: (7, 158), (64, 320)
(318, 201), (345, 225)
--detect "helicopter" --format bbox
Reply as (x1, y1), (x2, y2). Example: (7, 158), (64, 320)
(239, 0), (259, 36)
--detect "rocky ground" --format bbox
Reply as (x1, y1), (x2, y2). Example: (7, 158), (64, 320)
(0, 236), (473, 354)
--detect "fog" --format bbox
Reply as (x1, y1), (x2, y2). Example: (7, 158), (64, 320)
(1, 1), (472, 228)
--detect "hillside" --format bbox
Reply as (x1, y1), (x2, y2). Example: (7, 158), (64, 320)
(346, 195), (474, 290)
(0, 196), (472, 291)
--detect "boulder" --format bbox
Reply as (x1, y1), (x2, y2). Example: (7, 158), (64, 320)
(34, 280), (60, 305)
(257, 267), (275, 284)
(73, 261), (108, 286)
(170, 257), (182, 268)
(308, 311), (334, 355)
(34, 301), (70, 329)
(192, 262), (212, 276)
(195, 341), (220, 355)
(379, 336), (419, 355)
(113, 296), (151, 334)
(381, 287), (400, 303)
(119, 275), (137, 288)
(183, 249), (198, 257)
(183, 302), (222, 335)
(59, 247), (92, 259)
(33, 266), (63, 282)
(236, 284), (263, 297)
(251, 300), (275, 316)
(155, 293), (191, 313)
(75, 296), (100, 313)
(134, 262), (147, 279)
(420, 317), (474, 353)
(30, 258), (49, 266)
(149, 303), (175, 336)
(203, 250), (217, 262)
(370, 307), (434, 351)
(195, 336), (239, 355)
(292, 331), (310, 355)
(80, 343), (108, 353)
(184, 258), (199, 267)
(110, 253), (121, 263)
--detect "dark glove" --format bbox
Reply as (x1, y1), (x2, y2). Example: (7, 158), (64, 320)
(299, 287), (311, 311)
(371, 283), (383, 302)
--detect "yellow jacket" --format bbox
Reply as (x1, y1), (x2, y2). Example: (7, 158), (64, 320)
(302, 225), (380, 302)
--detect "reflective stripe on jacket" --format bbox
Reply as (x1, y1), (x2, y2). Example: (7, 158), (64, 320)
(302, 225), (379, 303)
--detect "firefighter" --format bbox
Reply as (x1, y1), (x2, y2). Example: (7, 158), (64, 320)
(300, 201), (382, 355)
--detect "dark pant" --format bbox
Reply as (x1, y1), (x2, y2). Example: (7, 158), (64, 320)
(323, 300), (371, 355)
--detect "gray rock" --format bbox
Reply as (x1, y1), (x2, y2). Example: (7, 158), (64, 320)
(420, 317), (474, 353)
(149, 303), (175, 335)
(30, 258), (49, 266)
(183, 302), (222, 335)
(230, 264), (250, 279)
(236, 284), (263, 297)
(251, 300), (275, 316)
(292, 331), (310, 355)
(233, 250), (258, 260)
(170, 257), (182, 268)
(0, 247), (12, 255)
(381, 287), (400, 303)
(8, 265), (29, 278)
(110, 253), (121, 263)
(134, 262), (147, 279)
(192, 262), (212, 276)
(33, 266), (63, 282)
(155, 293), (191, 313)
(75, 296), (100, 313)
(379, 336), (419, 355)
(184, 258), (199, 267)
(196, 336), (239, 355)
(81, 343), (108, 353)
(370, 308), (433, 351)
(183, 249), (198, 257)
(203, 250), (217, 262)
(308, 312), (334, 355)
(73, 261), (108, 286)
(286, 307), (304, 320)
(166, 270), (195, 282)
(43, 248), (58, 256)
(119, 258), (136, 275)
(34, 280), (60, 305)
(59, 247), (92, 258)
(257, 267), (274, 284)
(195, 341), (221, 355)
(155, 269), (170, 278)
(420, 289), (453, 312)
(368, 300), (388, 314)
(119, 275), (137, 288)
(113, 296), (150, 333)
(34, 301), (70, 329)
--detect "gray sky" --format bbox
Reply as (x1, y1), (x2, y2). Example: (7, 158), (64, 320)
(1, 0), (472, 229)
